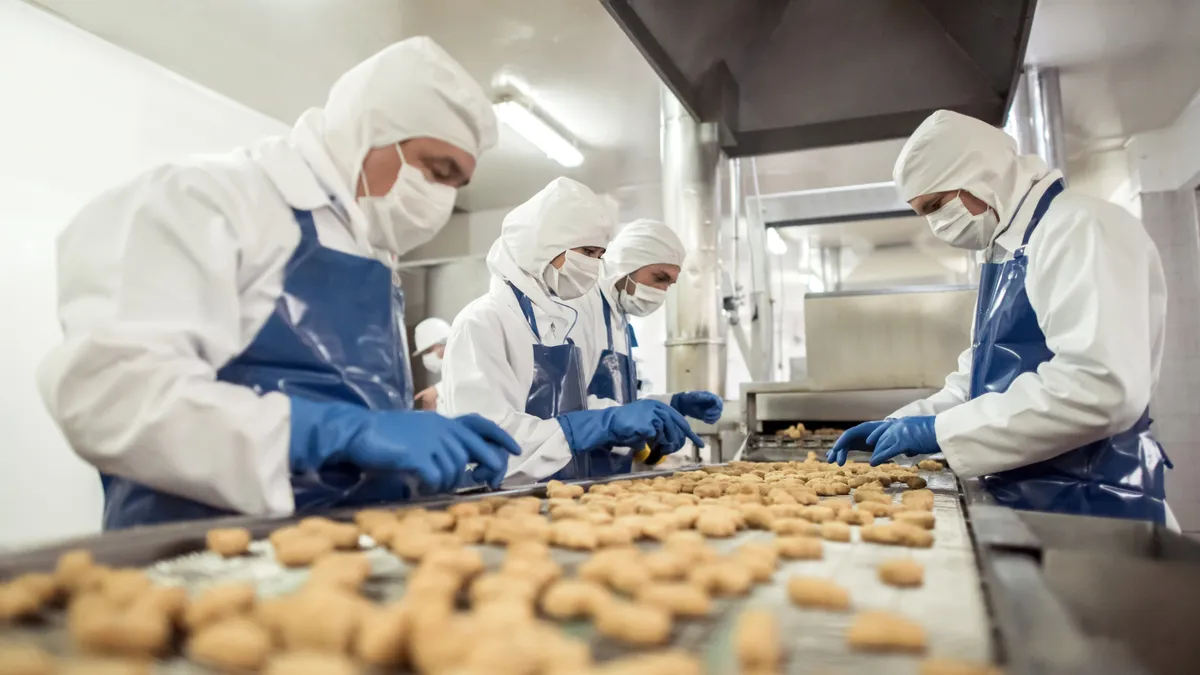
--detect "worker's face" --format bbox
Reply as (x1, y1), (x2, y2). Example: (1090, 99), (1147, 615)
(356, 138), (477, 198)
(430, 343), (446, 359)
(626, 263), (681, 292)
(549, 246), (606, 269)
(908, 190), (991, 217)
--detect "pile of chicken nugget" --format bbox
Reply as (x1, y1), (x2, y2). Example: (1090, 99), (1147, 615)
(0, 456), (1001, 675)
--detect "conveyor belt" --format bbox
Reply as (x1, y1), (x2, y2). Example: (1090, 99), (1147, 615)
(0, 464), (991, 674)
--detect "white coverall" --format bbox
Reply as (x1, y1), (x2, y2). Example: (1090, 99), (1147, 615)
(441, 178), (617, 483)
(37, 38), (497, 518)
(889, 112), (1170, 523)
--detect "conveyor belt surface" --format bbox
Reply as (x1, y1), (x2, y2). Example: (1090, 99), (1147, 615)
(0, 465), (992, 674)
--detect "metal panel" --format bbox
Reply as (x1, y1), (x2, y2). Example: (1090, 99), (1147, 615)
(754, 182), (913, 228)
(805, 287), (974, 391)
(601, 0), (1039, 156)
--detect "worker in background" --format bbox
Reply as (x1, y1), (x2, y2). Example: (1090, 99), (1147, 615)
(569, 218), (723, 474)
(442, 178), (703, 483)
(828, 110), (1173, 526)
(412, 317), (451, 411)
(38, 38), (521, 530)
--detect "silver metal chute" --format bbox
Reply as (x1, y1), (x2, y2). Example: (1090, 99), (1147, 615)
(660, 86), (727, 400)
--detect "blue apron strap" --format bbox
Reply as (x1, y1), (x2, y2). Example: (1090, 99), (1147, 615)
(599, 291), (616, 352)
(507, 281), (541, 342)
(1019, 179), (1066, 248)
(627, 324), (638, 349)
(290, 208), (322, 255)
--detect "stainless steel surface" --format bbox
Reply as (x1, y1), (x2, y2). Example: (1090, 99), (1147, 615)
(805, 287), (974, 391)
(2, 467), (995, 675)
(745, 158), (777, 382)
(742, 384), (938, 433)
(661, 85), (727, 396)
(754, 183), (912, 229)
(1029, 67), (1068, 176)
(600, 0), (1038, 155)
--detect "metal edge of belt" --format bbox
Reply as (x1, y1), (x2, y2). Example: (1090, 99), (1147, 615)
(959, 477), (1154, 675)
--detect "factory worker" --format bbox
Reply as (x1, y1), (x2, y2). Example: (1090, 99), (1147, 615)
(38, 37), (521, 530)
(442, 178), (704, 483)
(828, 110), (1172, 525)
(413, 317), (452, 411)
(570, 218), (724, 474)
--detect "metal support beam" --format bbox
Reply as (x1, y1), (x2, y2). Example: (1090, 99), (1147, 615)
(661, 86), (727, 398)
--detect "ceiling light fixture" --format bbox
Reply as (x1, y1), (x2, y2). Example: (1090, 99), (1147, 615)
(493, 99), (584, 168)
(766, 227), (789, 255)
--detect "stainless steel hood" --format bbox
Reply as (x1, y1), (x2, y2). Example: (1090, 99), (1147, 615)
(601, 0), (1038, 156)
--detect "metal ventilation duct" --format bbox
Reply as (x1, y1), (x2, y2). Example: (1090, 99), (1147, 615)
(601, 0), (1038, 156)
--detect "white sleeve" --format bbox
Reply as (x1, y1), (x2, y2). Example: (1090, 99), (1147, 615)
(935, 206), (1155, 478)
(442, 304), (572, 483)
(889, 346), (973, 417)
(37, 167), (295, 516)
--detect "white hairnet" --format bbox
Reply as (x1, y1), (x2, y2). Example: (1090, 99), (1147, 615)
(487, 177), (617, 313)
(413, 317), (452, 355)
(600, 218), (686, 290)
(298, 36), (498, 193)
(893, 110), (1049, 231)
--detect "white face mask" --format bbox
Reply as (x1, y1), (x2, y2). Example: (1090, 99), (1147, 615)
(926, 191), (1000, 250)
(543, 250), (601, 300)
(421, 352), (443, 374)
(358, 145), (457, 256)
(617, 277), (667, 317)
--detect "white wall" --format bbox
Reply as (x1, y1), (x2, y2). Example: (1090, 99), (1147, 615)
(0, 0), (288, 550)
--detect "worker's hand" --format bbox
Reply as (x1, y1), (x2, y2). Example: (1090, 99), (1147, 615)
(868, 415), (939, 466)
(670, 391), (724, 424)
(414, 385), (439, 411)
(557, 400), (704, 456)
(455, 414), (521, 488)
(826, 420), (892, 465)
(289, 398), (521, 493)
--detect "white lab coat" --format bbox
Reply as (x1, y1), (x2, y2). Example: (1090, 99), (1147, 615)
(892, 173), (1168, 481)
(441, 277), (583, 483)
(37, 128), (388, 517)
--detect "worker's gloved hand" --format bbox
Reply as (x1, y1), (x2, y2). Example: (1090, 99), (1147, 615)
(289, 397), (522, 493)
(669, 391), (724, 424)
(868, 415), (939, 466)
(557, 400), (704, 456)
(826, 420), (893, 465)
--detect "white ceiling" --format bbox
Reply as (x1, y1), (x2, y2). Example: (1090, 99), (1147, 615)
(25, 0), (1200, 214)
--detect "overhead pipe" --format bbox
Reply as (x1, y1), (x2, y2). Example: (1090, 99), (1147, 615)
(660, 85), (727, 400)
(1027, 66), (1068, 176)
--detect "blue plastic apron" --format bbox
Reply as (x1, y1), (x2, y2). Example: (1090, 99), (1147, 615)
(971, 179), (1172, 523)
(508, 283), (607, 480)
(583, 291), (638, 475)
(100, 207), (431, 529)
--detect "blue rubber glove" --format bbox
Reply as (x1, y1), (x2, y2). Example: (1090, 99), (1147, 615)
(826, 420), (892, 466)
(557, 400), (704, 456)
(289, 397), (522, 492)
(670, 391), (724, 424)
(868, 416), (939, 466)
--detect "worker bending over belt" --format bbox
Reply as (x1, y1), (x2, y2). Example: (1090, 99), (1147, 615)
(442, 178), (702, 484)
(38, 38), (520, 530)
(829, 110), (1173, 526)
(568, 218), (724, 474)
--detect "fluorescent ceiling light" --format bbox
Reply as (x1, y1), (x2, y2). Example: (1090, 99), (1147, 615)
(493, 100), (584, 168)
(766, 227), (788, 255)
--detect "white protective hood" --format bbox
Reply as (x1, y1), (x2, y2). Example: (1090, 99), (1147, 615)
(486, 177), (616, 314)
(893, 110), (1049, 236)
(290, 36), (497, 250)
(600, 218), (687, 294)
